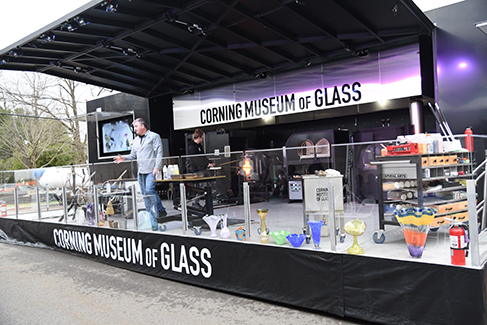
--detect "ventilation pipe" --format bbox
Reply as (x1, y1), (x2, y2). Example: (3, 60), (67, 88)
(409, 99), (424, 134)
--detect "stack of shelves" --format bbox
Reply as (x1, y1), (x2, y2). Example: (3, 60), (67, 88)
(376, 152), (473, 231)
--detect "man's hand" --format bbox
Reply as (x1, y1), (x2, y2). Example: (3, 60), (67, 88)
(153, 168), (160, 177)
(114, 154), (125, 164)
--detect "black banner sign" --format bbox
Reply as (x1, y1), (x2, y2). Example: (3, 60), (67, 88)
(1, 218), (486, 324)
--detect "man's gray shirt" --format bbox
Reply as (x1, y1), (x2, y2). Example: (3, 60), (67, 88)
(123, 130), (162, 174)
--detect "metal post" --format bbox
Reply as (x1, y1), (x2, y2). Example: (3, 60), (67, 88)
(328, 181), (336, 252)
(180, 183), (188, 235)
(46, 183), (49, 211)
(131, 184), (138, 231)
(93, 185), (99, 228)
(243, 182), (251, 237)
(14, 187), (18, 219)
(302, 178), (309, 236)
(36, 187), (42, 221)
(467, 179), (480, 267)
(62, 186), (68, 225)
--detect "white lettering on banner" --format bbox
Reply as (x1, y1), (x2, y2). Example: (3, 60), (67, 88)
(174, 82), (368, 129)
(52, 229), (213, 278)
(53, 228), (93, 255)
(161, 243), (212, 278)
(92, 234), (143, 265)
(197, 84), (361, 126)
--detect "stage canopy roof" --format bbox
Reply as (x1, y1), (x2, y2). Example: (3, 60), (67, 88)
(0, 0), (434, 98)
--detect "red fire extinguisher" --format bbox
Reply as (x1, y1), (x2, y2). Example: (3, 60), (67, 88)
(1, 202), (6, 217)
(450, 223), (470, 266)
(465, 127), (474, 152)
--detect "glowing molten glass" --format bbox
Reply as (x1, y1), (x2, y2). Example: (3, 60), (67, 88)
(242, 159), (252, 176)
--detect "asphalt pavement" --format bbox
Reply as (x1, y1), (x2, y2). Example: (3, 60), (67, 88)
(0, 241), (374, 325)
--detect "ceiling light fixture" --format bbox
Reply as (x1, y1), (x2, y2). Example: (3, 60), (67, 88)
(63, 16), (90, 32)
(9, 49), (23, 58)
(182, 89), (195, 95)
(392, 2), (399, 15)
(172, 19), (206, 35)
(40, 32), (55, 43)
(254, 72), (268, 79)
(75, 16), (89, 27)
(356, 49), (369, 58)
(101, 0), (118, 12)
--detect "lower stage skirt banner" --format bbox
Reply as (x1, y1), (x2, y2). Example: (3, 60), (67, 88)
(0, 218), (485, 325)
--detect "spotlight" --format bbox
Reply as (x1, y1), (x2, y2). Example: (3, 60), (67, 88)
(0, 56), (8, 65)
(392, 2), (398, 15)
(356, 49), (369, 58)
(9, 49), (22, 58)
(304, 60), (311, 68)
(187, 23), (206, 35)
(122, 48), (138, 57)
(65, 23), (77, 32)
(75, 16), (89, 27)
(105, 0), (118, 12)
(40, 32), (55, 43)
(255, 72), (268, 79)
(182, 89), (195, 95)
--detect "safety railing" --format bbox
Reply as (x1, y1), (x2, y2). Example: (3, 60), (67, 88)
(0, 134), (486, 268)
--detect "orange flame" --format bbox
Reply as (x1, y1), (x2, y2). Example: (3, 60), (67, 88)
(242, 159), (252, 176)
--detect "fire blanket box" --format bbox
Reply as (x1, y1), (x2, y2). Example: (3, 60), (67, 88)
(302, 175), (344, 237)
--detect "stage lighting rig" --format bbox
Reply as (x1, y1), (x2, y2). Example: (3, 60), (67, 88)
(40, 32), (55, 43)
(62, 17), (89, 32)
(9, 49), (23, 58)
(75, 17), (89, 27)
(102, 0), (118, 13)
(172, 19), (206, 35)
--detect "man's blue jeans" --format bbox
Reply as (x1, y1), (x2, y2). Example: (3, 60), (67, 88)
(138, 173), (165, 230)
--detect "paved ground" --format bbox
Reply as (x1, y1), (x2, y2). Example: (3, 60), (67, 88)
(0, 242), (375, 325)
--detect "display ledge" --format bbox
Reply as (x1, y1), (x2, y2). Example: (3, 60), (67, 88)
(384, 185), (466, 195)
(417, 185), (465, 194)
(384, 196), (467, 206)
(422, 174), (473, 182)
(393, 197), (469, 206)
(422, 163), (472, 169)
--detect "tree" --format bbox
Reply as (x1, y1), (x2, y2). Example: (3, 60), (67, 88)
(0, 108), (71, 169)
(0, 71), (109, 168)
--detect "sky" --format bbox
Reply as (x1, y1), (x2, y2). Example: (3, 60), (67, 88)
(0, 0), (466, 52)
(0, 0), (94, 53)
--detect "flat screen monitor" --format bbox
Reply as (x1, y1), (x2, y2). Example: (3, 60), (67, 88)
(97, 115), (134, 159)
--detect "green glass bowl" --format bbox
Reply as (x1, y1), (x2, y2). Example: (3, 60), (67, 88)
(270, 230), (291, 245)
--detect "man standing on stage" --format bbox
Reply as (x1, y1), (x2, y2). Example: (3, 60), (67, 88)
(114, 118), (166, 231)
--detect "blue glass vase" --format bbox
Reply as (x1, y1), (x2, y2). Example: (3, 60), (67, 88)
(307, 220), (324, 249)
(286, 233), (306, 247)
